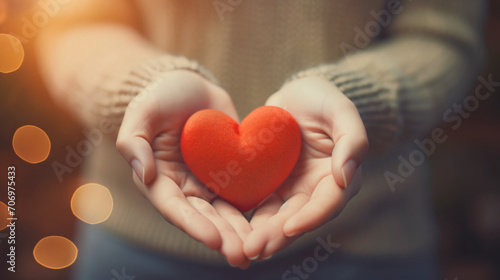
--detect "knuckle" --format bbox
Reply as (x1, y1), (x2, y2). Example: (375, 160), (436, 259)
(115, 137), (127, 152)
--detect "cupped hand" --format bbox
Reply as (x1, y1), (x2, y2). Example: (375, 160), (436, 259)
(116, 70), (251, 268)
(244, 76), (369, 260)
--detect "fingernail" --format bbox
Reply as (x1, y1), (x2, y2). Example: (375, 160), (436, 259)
(285, 231), (297, 237)
(131, 159), (145, 184)
(249, 255), (260, 260)
(263, 255), (273, 260)
(341, 159), (358, 188)
(279, 200), (289, 212)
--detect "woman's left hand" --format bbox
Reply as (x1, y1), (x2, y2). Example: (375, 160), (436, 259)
(243, 76), (369, 260)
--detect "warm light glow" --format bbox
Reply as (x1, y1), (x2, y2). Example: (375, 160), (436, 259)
(71, 183), (113, 225)
(0, 201), (9, 231)
(33, 236), (78, 269)
(0, 1), (8, 26)
(0, 33), (24, 74)
(12, 125), (51, 164)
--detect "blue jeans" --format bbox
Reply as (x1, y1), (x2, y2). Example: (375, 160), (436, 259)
(73, 224), (439, 280)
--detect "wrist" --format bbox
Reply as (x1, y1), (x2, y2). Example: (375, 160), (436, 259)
(281, 75), (339, 95)
(115, 54), (218, 113)
(118, 55), (217, 102)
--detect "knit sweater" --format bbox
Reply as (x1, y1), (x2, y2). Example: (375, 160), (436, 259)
(37, 0), (485, 264)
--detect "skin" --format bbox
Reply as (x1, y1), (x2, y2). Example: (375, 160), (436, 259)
(116, 71), (368, 268)
(244, 76), (368, 260)
(116, 70), (252, 268)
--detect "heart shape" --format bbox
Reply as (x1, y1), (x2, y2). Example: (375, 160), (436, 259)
(181, 106), (302, 212)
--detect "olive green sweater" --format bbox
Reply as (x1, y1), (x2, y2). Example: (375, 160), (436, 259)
(37, 0), (485, 263)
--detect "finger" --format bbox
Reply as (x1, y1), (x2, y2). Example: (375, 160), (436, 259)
(248, 194), (283, 228)
(283, 170), (361, 237)
(213, 199), (252, 268)
(116, 101), (158, 185)
(132, 169), (148, 197)
(213, 198), (252, 241)
(243, 194), (282, 260)
(188, 197), (249, 268)
(146, 174), (222, 251)
(283, 175), (343, 237)
(244, 194), (308, 260)
(323, 97), (368, 188)
(257, 194), (309, 259)
(182, 175), (219, 203)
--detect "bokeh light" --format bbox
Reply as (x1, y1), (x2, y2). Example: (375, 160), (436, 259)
(0, 33), (25, 73)
(71, 183), (113, 224)
(33, 236), (78, 269)
(0, 1), (8, 26)
(0, 201), (9, 231)
(12, 125), (51, 164)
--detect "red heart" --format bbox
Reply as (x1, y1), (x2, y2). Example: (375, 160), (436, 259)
(181, 106), (302, 212)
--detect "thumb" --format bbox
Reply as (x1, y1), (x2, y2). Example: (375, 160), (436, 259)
(117, 135), (156, 185)
(331, 134), (367, 189)
(324, 101), (369, 188)
(116, 105), (157, 185)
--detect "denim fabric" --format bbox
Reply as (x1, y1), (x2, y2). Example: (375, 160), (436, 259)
(73, 224), (439, 280)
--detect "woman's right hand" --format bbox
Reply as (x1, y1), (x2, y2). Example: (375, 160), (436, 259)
(116, 70), (252, 268)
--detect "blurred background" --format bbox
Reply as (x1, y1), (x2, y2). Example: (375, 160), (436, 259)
(0, 0), (499, 279)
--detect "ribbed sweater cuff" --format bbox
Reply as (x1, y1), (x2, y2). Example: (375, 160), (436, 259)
(112, 54), (218, 118)
(73, 54), (217, 132)
(288, 64), (402, 150)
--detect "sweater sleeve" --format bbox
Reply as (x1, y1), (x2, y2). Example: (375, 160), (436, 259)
(36, 2), (216, 135)
(288, 0), (486, 152)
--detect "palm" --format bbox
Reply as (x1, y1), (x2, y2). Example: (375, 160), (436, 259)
(243, 77), (368, 260)
(117, 70), (252, 268)
(244, 117), (345, 260)
(150, 126), (217, 201)
(277, 120), (335, 199)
